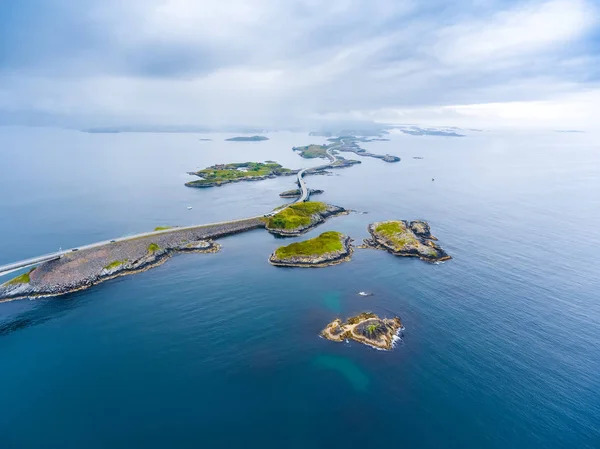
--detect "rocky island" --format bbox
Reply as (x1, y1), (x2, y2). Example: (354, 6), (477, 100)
(279, 188), (323, 198)
(225, 135), (269, 141)
(327, 136), (400, 162)
(186, 161), (296, 188)
(361, 220), (451, 262)
(320, 312), (404, 350)
(264, 202), (348, 236)
(269, 231), (352, 267)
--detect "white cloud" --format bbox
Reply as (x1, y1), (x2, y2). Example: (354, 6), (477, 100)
(1, 0), (598, 129)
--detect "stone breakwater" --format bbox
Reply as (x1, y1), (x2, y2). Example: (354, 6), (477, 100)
(269, 236), (353, 268)
(0, 218), (265, 302)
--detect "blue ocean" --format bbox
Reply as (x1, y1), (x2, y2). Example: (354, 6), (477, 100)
(0, 127), (599, 448)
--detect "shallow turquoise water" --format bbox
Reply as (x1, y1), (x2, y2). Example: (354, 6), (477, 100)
(0, 128), (599, 448)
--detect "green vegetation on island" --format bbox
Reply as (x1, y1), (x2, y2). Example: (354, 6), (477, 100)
(225, 135), (269, 141)
(265, 202), (348, 236)
(266, 202), (328, 230)
(154, 226), (173, 231)
(147, 243), (160, 254)
(186, 162), (294, 188)
(3, 268), (34, 286)
(269, 231), (353, 267)
(293, 144), (330, 159)
(103, 260), (127, 270)
(362, 220), (451, 262)
(275, 231), (343, 259)
(374, 221), (420, 248)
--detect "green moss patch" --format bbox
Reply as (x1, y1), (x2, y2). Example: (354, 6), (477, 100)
(275, 231), (343, 259)
(103, 260), (127, 270)
(267, 202), (327, 230)
(374, 221), (419, 249)
(147, 243), (160, 253)
(3, 268), (35, 286)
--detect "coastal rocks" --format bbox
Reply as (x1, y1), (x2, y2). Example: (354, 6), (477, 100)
(269, 232), (353, 268)
(265, 202), (349, 237)
(362, 220), (451, 262)
(279, 188), (324, 198)
(320, 312), (404, 350)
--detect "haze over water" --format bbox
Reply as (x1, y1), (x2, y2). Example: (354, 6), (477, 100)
(0, 127), (599, 448)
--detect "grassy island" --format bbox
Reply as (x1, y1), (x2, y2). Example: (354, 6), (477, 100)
(275, 231), (343, 258)
(293, 144), (330, 159)
(269, 231), (352, 267)
(186, 162), (293, 187)
(154, 226), (173, 231)
(266, 202), (328, 230)
(363, 220), (451, 262)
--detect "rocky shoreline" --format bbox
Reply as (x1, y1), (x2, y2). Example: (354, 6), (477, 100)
(320, 312), (404, 350)
(0, 218), (264, 302)
(269, 234), (353, 268)
(361, 220), (451, 262)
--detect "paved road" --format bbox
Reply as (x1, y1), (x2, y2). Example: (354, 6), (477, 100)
(0, 140), (347, 277)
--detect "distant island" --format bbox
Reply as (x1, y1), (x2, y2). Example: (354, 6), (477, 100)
(360, 220), (451, 262)
(225, 135), (269, 142)
(320, 312), (404, 350)
(265, 202), (348, 236)
(269, 231), (353, 267)
(185, 162), (295, 188)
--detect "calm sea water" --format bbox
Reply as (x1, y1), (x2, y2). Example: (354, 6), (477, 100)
(0, 127), (599, 448)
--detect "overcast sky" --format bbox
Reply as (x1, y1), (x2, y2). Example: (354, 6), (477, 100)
(0, 0), (598, 129)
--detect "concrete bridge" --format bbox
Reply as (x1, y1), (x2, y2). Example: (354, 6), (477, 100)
(0, 140), (346, 278)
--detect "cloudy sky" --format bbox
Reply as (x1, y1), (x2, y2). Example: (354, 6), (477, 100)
(0, 0), (598, 129)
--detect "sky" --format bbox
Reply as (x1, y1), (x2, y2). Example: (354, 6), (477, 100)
(0, 0), (598, 130)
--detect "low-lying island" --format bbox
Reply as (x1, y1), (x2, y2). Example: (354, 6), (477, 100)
(321, 312), (404, 350)
(269, 231), (353, 267)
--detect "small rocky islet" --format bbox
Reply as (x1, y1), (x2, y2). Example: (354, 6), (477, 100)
(279, 188), (323, 198)
(269, 231), (353, 268)
(321, 312), (404, 351)
(361, 220), (451, 262)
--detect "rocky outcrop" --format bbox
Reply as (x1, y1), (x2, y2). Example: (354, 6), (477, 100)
(361, 220), (451, 262)
(320, 312), (404, 350)
(269, 234), (353, 268)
